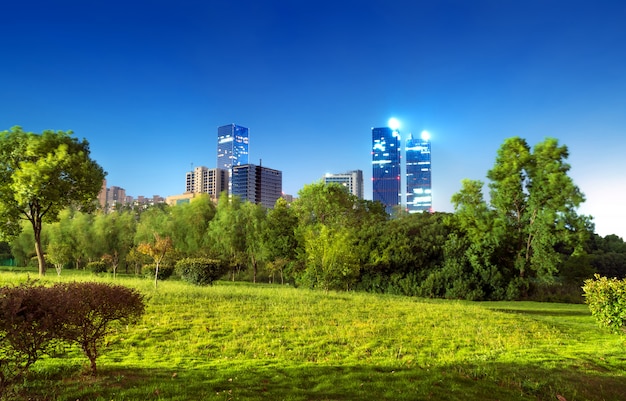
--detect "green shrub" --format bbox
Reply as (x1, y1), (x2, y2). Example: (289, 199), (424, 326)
(175, 257), (227, 286)
(142, 263), (174, 281)
(87, 261), (108, 274)
(583, 274), (626, 334)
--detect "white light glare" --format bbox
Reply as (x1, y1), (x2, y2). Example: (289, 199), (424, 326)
(388, 118), (400, 130)
(421, 130), (431, 141)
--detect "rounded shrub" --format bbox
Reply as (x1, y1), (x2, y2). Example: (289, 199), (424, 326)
(175, 257), (228, 286)
(87, 261), (108, 274)
(142, 263), (174, 281)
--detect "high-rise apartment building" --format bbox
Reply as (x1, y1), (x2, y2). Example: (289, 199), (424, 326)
(372, 126), (401, 213)
(185, 166), (228, 198)
(106, 186), (127, 209)
(323, 170), (364, 199)
(231, 164), (282, 209)
(406, 132), (432, 213)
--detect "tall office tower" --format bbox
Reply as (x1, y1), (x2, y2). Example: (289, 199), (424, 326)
(185, 166), (228, 198)
(231, 164), (282, 209)
(217, 124), (249, 194)
(372, 126), (401, 213)
(406, 132), (432, 213)
(323, 170), (364, 199)
(217, 124), (249, 170)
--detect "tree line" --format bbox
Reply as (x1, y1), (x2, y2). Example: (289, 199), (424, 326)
(1, 127), (625, 301)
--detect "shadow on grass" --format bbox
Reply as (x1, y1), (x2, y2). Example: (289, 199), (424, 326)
(490, 308), (591, 317)
(18, 361), (626, 401)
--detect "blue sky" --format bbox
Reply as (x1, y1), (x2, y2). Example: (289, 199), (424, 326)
(1, 0), (625, 239)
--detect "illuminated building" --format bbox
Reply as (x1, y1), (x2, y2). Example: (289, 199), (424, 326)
(406, 131), (432, 213)
(323, 170), (364, 199)
(372, 122), (401, 213)
(217, 124), (249, 193)
(232, 164), (282, 209)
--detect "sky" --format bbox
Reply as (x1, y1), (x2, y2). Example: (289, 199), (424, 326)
(1, 0), (625, 239)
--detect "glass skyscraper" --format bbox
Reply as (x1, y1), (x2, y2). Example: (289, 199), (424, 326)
(406, 132), (432, 213)
(372, 126), (401, 213)
(217, 124), (249, 171)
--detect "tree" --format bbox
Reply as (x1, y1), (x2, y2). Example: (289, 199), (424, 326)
(451, 137), (589, 297)
(263, 198), (299, 284)
(169, 195), (216, 257)
(137, 233), (173, 288)
(0, 127), (106, 275)
(207, 193), (247, 280)
(93, 211), (136, 278)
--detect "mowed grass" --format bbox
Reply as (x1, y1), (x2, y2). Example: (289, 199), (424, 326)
(1, 269), (625, 400)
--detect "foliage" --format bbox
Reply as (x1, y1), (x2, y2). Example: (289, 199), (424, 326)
(0, 282), (65, 395)
(137, 233), (173, 288)
(55, 282), (145, 374)
(0, 127), (106, 276)
(583, 274), (626, 334)
(141, 263), (174, 281)
(87, 260), (108, 274)
(175, 257), (228, 286)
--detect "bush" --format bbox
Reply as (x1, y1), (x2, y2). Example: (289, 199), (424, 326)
(142, 263), (174, 281)
(87, 260), (108, 274)
(0, 282), (66, 395)
(0, 281), (145, 396)
(176, 257), (228, 286)
(583, 274), (626, 334)
(55, 282), (145, 374)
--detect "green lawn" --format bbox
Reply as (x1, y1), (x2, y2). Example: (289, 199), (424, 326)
(1, 268), (624, 400)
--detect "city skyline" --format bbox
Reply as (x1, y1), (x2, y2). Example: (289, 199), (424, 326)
(1, 1), (625, 238)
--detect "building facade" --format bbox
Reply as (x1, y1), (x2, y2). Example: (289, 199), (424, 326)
(406, 132), (432, 213)
(231, 164), (282, 209)
(323, 170), (364, 199)
(372, 126), (401, 213)
(217, 124), (249, 171)
(185, 166), (228, 199)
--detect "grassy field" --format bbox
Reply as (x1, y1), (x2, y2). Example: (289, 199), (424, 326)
(0, 268), (624, 400)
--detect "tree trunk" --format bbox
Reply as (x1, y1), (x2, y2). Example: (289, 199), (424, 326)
(32, 216), (46, 276)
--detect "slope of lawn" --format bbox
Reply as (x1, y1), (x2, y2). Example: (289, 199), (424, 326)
(1, 268), (624, 401)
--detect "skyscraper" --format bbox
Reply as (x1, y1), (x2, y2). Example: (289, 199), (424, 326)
(231, 164), (282, 209)
(323, 170), (364, 199)
(372, 126), (401, 213)
(406, 131), (432, 213)
(217, 124), (249, 171)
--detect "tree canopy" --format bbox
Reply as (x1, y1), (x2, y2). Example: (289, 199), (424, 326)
(0, 127), (105, 275)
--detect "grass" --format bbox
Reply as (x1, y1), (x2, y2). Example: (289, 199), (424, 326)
(1, 268), (625, 400)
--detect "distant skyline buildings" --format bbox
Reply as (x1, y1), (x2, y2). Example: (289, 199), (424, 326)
(372, 126), (401, 213)
(406, 132), (432, 213)
(323, 170), (364, 199)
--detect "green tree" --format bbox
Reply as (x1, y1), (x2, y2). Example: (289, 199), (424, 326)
(207, 193), (246, 280)
(240, 201), (266, 283)
(0, 127), (105, 275)
(169, 195), (216, 257)
(451, 137), (589, 295)
(93, 211), (136, 278)
(46, 211), (74, 276)
(263, 197), (299, 284)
